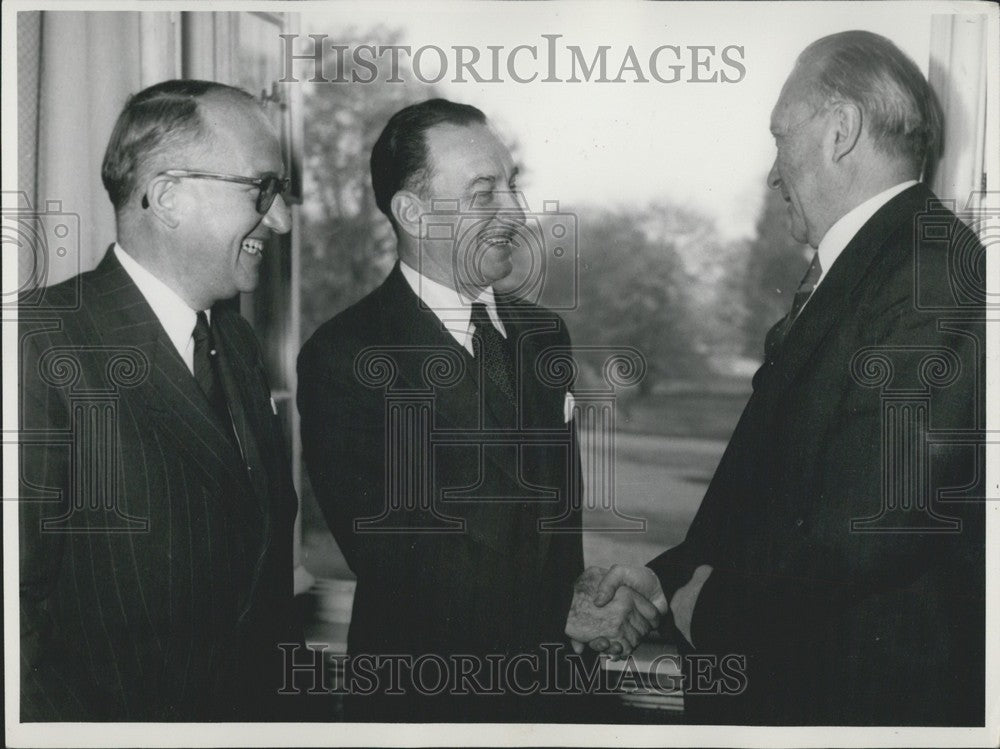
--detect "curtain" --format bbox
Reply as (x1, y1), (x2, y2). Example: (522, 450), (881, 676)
(928, 14), (989, 212)
(19, 11), (180, 287)
(18, 9), (311, 593)
(16, 12), (41, 216)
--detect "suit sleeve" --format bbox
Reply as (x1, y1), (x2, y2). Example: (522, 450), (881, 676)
(647, 312), (795, 601)
(18, 328), (91, 719)
(656, 262), (984, 653)
(297, 329), (419, 591)
(555, 322), (585, 604)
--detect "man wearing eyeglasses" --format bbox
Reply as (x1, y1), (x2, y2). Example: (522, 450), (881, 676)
(18, 80), (301, 721)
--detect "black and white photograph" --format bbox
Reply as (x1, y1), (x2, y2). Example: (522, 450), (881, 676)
(3, 1), (997, 746)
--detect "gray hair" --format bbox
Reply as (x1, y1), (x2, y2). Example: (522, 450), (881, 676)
(796, 30), (941, 174)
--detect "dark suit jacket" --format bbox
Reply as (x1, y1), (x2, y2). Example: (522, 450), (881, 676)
(297, 264), (584, 720)
(18, 248), (301, 721)
(648, 184), (985, 725)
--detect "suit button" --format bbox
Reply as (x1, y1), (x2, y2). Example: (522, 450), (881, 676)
(795, 518), (804, 528)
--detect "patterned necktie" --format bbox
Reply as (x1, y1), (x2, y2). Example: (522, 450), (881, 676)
(471, 301), (516, 404)
(192, 311), (231, 426)
(766, 252), (823, 356)
(788, 252), (823, 323)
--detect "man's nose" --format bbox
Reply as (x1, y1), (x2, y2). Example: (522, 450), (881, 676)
(263, 194), (291, 234)
(767, 160), (782, 191)
(498, 191), (527, 225)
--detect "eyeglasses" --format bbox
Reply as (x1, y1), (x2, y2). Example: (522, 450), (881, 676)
(143, 169), (290, 214)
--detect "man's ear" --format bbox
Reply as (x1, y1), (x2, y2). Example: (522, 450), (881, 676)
(390, 190), (425, 239)
(143, 174), (183, 229)
(830, 101), (862, 163)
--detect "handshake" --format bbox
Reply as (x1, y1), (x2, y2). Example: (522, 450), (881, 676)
(563, 564), (669, 658)
(564, 563), (714, 657)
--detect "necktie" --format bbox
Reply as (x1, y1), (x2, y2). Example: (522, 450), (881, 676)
(471, 301), (516, 405)
(787, 251), (823, 323)
(471, 304), (527, 566)
(192, 311), (231, 427)
(766, 252), (823, 356)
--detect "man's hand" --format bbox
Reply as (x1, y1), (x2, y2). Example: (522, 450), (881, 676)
(670, 564), (712, 647)
(593, 564), (669, 611)
(565, 566), (662, 657)
(584, 564), (670, 656)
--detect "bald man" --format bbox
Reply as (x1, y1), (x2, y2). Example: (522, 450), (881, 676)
(19, 80), (300, 721)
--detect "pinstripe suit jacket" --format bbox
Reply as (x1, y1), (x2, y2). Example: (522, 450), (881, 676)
(18, 247), (301, 721)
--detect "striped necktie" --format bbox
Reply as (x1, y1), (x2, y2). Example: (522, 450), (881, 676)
(765, 252), (823, 356)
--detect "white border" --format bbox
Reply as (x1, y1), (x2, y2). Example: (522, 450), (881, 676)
(2, 1), (997, 747)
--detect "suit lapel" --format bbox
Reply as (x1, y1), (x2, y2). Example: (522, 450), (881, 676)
(87, 249), (260, 532)
(760, 184), (929, 399)
(498, 301), (560, 428)
(379, 265), (485, 429)
(211, 316), (269, 515)
(499, 304), (569, 566)
(376, 267), (534, 551)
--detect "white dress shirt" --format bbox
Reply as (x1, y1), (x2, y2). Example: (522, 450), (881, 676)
(399, 261), (506, 355)
(399, 261), (575, 422)
(814, 180), (918, 289)
(114, 243), (204, 374)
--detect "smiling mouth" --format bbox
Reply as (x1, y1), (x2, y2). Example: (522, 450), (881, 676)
(241, 237), (265, 256)
(480, 232), (516, 252)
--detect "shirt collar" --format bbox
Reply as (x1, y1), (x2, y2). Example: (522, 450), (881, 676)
(114, 242), (202, 358)
(399, 261), (506, 354)
(815, 180), (918, 285)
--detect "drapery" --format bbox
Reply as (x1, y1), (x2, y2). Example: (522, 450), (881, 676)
(929, 13), (991, 210)
(17, 11), (180, 287)
(15, 9), (313, 593)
